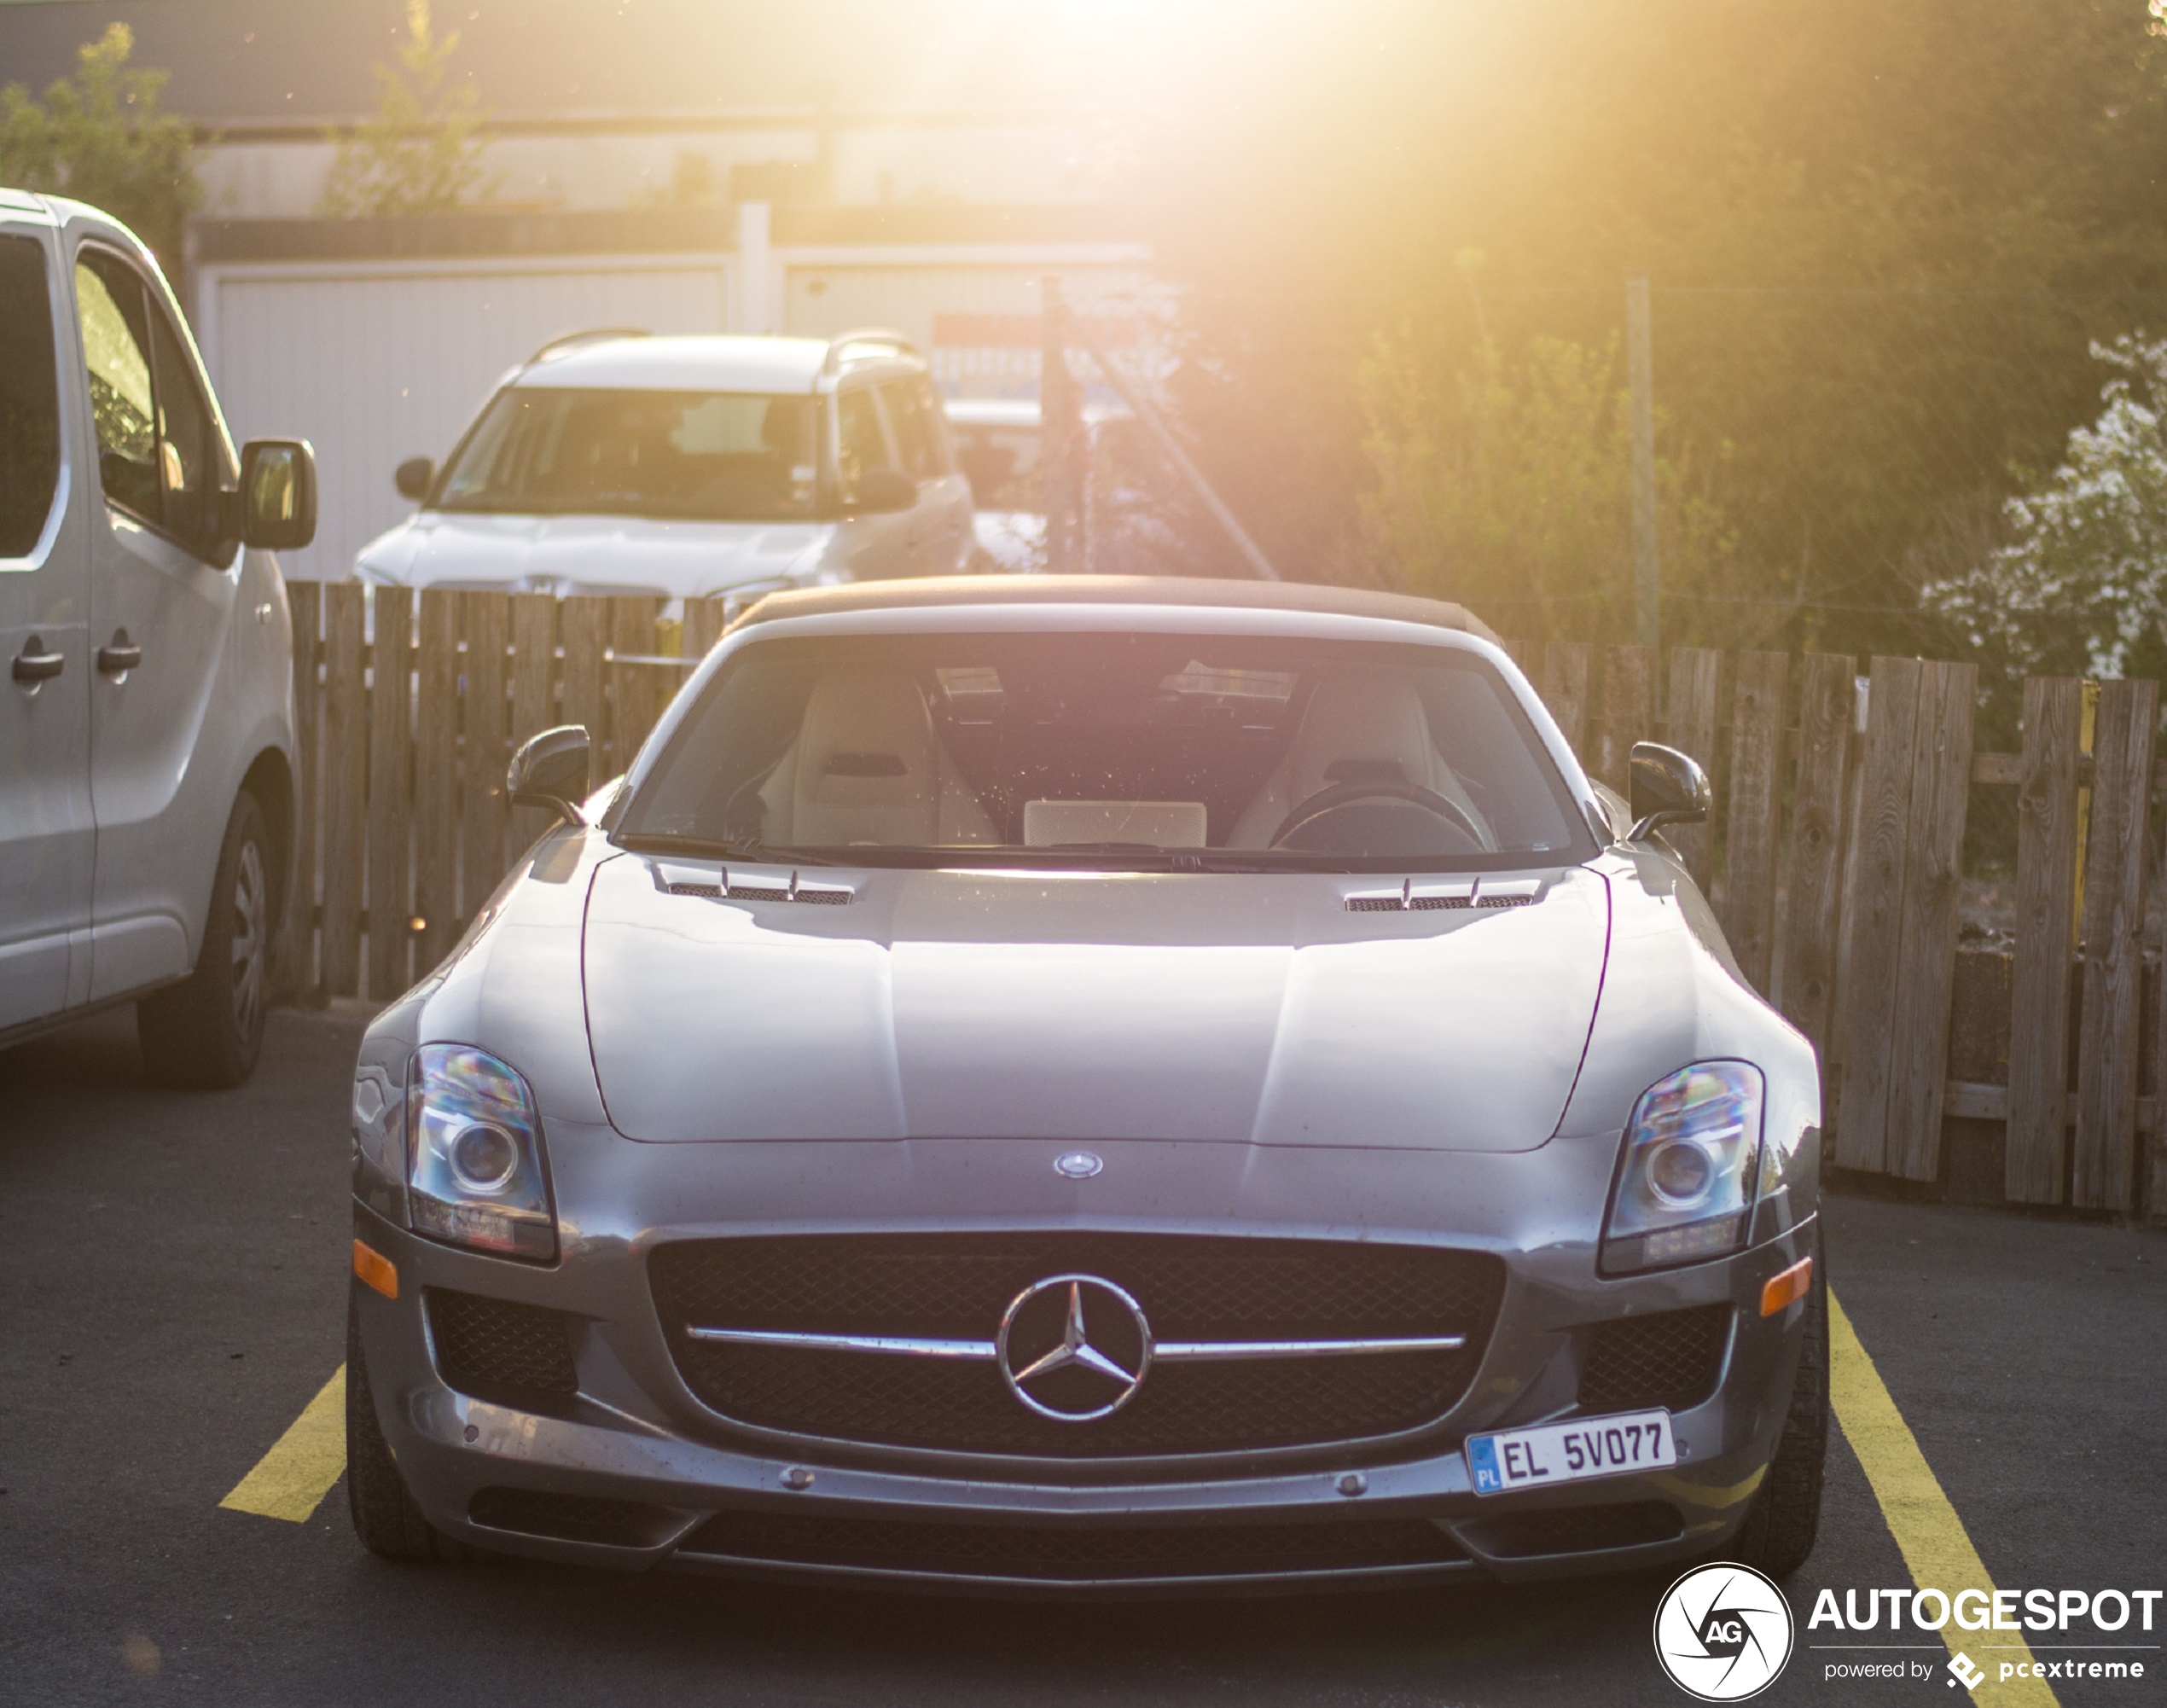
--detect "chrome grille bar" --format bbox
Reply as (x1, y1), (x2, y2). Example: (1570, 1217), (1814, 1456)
(684, 1327), (1464, 1360)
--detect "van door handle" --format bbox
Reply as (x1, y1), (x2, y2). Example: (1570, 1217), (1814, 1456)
(13, 637), (63, 682)
(96, 630), (142, 673)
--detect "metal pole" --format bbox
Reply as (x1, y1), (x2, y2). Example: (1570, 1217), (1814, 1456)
(1626, 275), (1659, 648)
(1039, 276), (1076, 574)
(1065, 317), (1281, 583)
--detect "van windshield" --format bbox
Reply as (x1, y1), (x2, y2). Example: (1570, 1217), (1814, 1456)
(617, 630), (1591, 871)
(435, 386), (818, 522)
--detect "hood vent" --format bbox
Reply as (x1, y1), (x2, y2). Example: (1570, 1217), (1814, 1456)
(659, 865), (855, 907)
(1345, 876), (1543, 915)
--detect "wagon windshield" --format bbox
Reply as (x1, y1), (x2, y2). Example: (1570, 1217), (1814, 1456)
(617, 630), (1589, 871)
(434, 386), (819, 521)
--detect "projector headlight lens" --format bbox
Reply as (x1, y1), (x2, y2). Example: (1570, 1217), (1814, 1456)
(1601, 1061), (1763, 1274)
(405, 1044), (555, 1261)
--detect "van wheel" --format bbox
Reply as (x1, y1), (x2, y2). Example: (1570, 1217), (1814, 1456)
(1728, 1231), (1828, 1578)
(138, 792), (273, 1088)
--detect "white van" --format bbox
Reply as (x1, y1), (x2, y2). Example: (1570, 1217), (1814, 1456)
(1, 189), (317, 1085)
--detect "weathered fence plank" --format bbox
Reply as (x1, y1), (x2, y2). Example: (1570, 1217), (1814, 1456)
(1599, 644), (1656, 791)
(1836, 657), (1924, 1173)
(2005, 677), (2084, 1205)
(460, 593), (509, 924)
(365, 587), (412, 1001)
(1722, 651), (1787, 995)
(1883, 660), (1978, 1182)
(1779, 654), (1851, 1056)
(1540, 640), (1592, 754)
(609, 596), (665, 773)
(561, 595), (609, 761)
(284, 581), (321, 996)
(1665, 648), (1721, 886)
(318, 584), (368, 997)
(684, 596), (727, 666)
(412, 590), (459, 973)
(509, 594), (557, 851)
(2073, 677), (2158, 1211)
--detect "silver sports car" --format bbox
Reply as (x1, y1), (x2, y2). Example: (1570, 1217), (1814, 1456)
(346, 575), (1827, 1596)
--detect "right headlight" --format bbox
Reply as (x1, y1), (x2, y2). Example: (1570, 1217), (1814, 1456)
(405, 1044), (556, 1262)
(1600, 1060), (1764, 1275)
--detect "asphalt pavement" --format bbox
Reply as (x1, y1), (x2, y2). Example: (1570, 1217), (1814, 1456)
(1, 1003), (2159, 1707)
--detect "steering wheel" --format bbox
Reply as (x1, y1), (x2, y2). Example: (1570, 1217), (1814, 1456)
(1269, 781), (1487, 851)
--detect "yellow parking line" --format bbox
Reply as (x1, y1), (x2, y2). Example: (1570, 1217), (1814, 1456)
(219, 1364), (347, 1523)
(1830, 1293), (2057, 1707)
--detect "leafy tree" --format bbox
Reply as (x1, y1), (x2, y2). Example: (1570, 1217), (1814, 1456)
(1923, 334), (2167, 687)
(319, 0), (496, 218)
(0, 23), (200, 266)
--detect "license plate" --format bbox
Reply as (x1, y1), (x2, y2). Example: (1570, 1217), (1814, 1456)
(1466, 1409), (1676, 1495)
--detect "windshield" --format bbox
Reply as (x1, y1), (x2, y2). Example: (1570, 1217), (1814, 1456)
(435, 386), (818, 521)
(618, 631), (1590, 869)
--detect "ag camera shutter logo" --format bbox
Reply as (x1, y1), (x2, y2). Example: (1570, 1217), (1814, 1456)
(1654, 1562), (1795, 1700)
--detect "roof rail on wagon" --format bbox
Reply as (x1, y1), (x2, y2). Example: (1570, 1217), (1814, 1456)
(526, 327), (652, 365)
(820, 328), (917, 376)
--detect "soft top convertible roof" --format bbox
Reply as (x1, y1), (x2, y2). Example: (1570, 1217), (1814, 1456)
(735, 575), (1502, 644)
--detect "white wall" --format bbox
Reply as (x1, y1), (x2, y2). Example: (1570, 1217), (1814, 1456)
(197, 256), (734, 579)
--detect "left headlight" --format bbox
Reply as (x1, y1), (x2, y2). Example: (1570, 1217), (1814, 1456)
(405, 1044), (556, 1262)
(1600, 1060), (1763, 1275)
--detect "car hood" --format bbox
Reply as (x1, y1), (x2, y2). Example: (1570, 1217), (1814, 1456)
(580, 857), (1612, 1151)
(355, 511), (829, 598)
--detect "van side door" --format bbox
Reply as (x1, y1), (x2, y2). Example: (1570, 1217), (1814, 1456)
(880, 375), (973, 575)
(72, 240), (242, 1002)
(0, 214), (94, 1032)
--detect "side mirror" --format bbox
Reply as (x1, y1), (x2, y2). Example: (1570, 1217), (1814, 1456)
(1628, 741), (1711, 841)
(395, 456), (435, 503)
(508, 725), (591, 823)
(237, 439), (317, 551)
(845, 467), (916, 516)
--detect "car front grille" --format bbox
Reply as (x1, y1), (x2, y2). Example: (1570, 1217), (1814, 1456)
(650, 1234), (1505, 1459)
(426, 1288), (578, 1409)
(677, 1509), (1467, 1583)
(1577, 1303), (1731, 1414)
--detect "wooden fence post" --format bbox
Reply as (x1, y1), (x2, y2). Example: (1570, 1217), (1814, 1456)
(1665, 647), (1721, 887)
(1722, 651), (1788, 996)
(319, 583), (367, 998)
(1779, 654), (1853, 1057)
(365, 587), (412, 1002)
(412, 590), (459, 975)
(1540, 641), (1592, 756)
(2005, 677), (2083, 1205)
(561, 595), (609, 767)
(459, 593), (509, 926)
(2072, 677), (2158, 1211)
(1599, 644), (1656, 792)
(609, 596), (666, 773)
(284, 581), (321, 1000)
(508, 593), (558, 851)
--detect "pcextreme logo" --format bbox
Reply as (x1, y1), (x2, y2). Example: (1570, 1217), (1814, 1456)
(1654, 1562), (1795, 1701)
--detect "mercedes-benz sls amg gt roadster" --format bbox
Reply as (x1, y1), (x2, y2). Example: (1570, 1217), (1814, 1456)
(344, 575), (1827, 1597)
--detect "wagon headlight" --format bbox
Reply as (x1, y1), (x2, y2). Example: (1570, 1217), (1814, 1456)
(1600, 1061), (1763, 1274)
(405, 1044), (556, 1261)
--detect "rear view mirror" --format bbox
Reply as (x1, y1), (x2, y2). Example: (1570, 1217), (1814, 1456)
(508, 725), (591, 823)
(845, 468), (916, 516)
(395, 456), (435, 503)
(1628, 741), (1711, 840)
(237, 439), (317, 551)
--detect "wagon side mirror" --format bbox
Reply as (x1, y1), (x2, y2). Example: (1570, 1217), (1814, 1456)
(1628, 741), (1711, 841)
(395, 456), (435, 503)
(844, 467), (916, 516)
(508, 725), (591, 824)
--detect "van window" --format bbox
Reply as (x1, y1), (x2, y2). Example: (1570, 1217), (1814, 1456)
(880, 378), (947, 480)
(0, 235), (60, 557)
(836, 387), (893, 501)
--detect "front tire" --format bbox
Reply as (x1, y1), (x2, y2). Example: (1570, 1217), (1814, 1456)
(1728, 1231), (1828, 1577)
(346, 1288), (459, 1562)
(137, 791), (273, 1088)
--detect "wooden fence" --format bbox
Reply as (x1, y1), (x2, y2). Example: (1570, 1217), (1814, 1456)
(285, 591), (2166, 1222)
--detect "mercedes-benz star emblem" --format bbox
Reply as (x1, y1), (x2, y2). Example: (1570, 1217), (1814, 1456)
(996, 1274), (1152, 1421)
(1053, 1150), (1103, 1180)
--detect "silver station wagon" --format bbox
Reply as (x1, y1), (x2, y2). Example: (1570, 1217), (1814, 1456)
(345, 575), (1827, 1596)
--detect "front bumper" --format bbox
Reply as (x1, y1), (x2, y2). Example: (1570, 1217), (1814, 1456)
(352, 1148), (1816, 1598)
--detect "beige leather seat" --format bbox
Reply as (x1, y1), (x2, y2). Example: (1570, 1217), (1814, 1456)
(1227, 668), (1490, 848)
(758, 669), (997, 846)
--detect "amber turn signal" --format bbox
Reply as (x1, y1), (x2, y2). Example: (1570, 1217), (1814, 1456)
(1758, 1253), (1812, 1317)
(352, 1237), (398, 1300)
